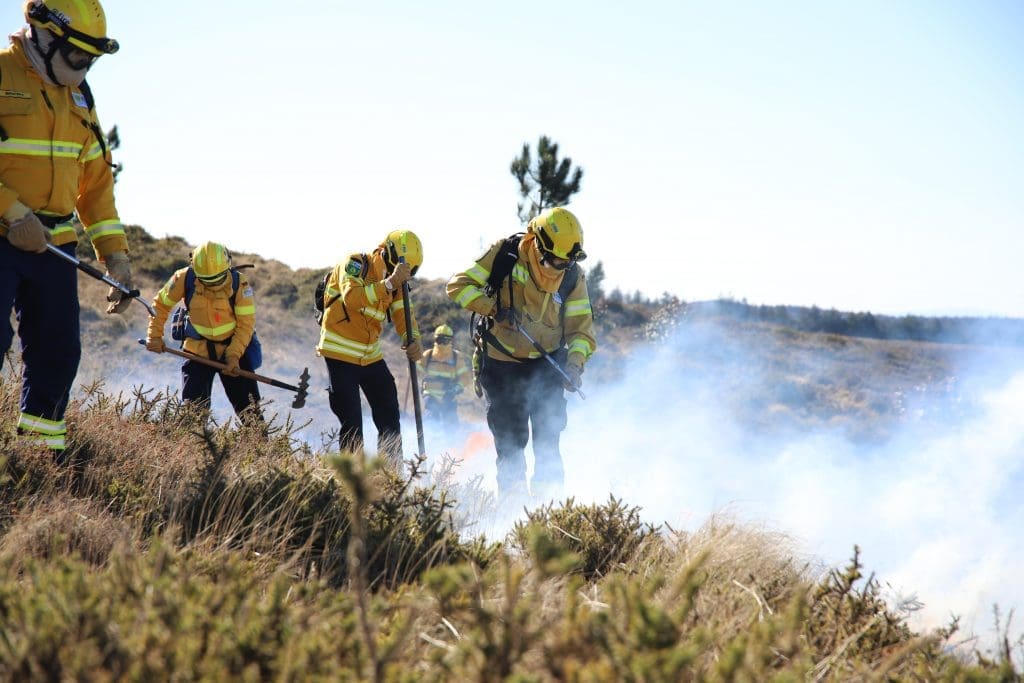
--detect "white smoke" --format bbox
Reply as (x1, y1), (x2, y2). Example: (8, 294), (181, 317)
(553, 317), (1024, 650)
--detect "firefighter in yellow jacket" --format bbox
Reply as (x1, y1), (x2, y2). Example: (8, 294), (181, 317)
(144, 242), (263, 421)
(0, 0), (129, 455)
(447, 207), (596, 502)
(317, 230), (423, 462)
(419, 323), (471, 429)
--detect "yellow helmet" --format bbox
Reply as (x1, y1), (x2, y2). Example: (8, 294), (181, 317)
(382, 229), (423, 275)
(191, 241), (232, 282)
(528, 207), (586, 262)
(434, 324), (453, 338)
(25, 0), (119, 57)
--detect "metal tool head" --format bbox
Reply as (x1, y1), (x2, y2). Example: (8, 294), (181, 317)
(291, 367), (311, 409)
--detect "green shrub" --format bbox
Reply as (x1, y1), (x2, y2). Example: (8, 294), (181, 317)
(509, 496), (661, 581)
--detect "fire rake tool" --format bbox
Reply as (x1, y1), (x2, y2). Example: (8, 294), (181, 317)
(137, 339), (310, 409)
(47, 243), (156, 317)
(400, 257), (426, 456)
(515, 322), (586, 400)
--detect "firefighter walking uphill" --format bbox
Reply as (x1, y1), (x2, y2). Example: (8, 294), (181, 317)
(144, 241), (264, 424)
(446, 207), (596, 504)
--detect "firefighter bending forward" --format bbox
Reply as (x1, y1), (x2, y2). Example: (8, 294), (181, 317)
(446, 207), (596, 503)
(0, 0), (129, 455)
(316, 230), (424, 463)
(145, 241), (263, 423)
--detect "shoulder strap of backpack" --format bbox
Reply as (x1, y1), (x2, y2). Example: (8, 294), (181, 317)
(484, 233), (524, 314)
(183, 268), (196, 307)
(229, 269), (241, 309)
(556, 263), (581, 346)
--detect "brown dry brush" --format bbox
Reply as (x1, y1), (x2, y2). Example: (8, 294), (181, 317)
(0, 376), (1021, 680)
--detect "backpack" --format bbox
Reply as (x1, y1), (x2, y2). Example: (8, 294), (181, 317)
(470, 233), (581, 385)
(313, 254), (375, 327)
(170, 267), (262, 370)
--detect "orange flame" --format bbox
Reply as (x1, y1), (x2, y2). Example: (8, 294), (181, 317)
(454, 430), (494, 463)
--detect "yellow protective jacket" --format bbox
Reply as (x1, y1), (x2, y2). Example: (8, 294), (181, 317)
(316, 251), (420, 366)
(447, 237), (597, 368)
(419, 347), (471, 398)
(0, 40), (126, 258)
(147, 267), (257, 362)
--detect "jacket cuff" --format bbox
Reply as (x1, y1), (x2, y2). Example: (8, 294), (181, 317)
(92, 234), (130, 259)
(0, 187), (19, 218)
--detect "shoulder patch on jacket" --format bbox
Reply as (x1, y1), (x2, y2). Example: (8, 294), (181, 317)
(72, 91), (88, 109)
(344, 258), (364, 277)
(242, 286), (254, 298)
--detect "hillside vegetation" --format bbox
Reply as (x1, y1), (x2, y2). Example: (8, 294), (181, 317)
(2, 225), (1021, 678)
(0, 379), (1020, 680)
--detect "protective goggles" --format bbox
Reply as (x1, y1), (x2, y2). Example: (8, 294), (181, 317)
(197, 271), (229, 285)
(28, 3), (120, 56)
(435, 335), (452, 344)
(56, 41), (98, 70)
(539, 248), (576, 271)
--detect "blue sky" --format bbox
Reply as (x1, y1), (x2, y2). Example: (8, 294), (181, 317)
(9, 1), (1023, 316)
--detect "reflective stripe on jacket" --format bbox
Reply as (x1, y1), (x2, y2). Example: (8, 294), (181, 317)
(147, 267), (257, 361)
(420, 348), (470, 398)
(0, 40), (126, 258)
(446, 238), (597, 369)
(316, 250), (420, 366)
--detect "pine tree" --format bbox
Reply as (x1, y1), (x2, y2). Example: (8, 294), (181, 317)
(509, 135), (583, 224)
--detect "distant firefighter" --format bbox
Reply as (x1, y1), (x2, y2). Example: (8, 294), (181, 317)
(419, 324), (471, 430)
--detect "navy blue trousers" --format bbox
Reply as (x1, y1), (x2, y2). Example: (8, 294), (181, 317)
(180, 353), (262, 419)
(0, 239), (81, 425)
(479, 355), (568, 498)
(325, 358), (402, 461)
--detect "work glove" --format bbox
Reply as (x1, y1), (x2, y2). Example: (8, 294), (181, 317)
(223, 355), (241, 377)
(103, 251), (133, 314)
(404, 340), (423, 362)
(145, 337), (165, 354)
(383, 262), (412, 293)
(563, 363), (583, 392)
(3, 201), (49, 253)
